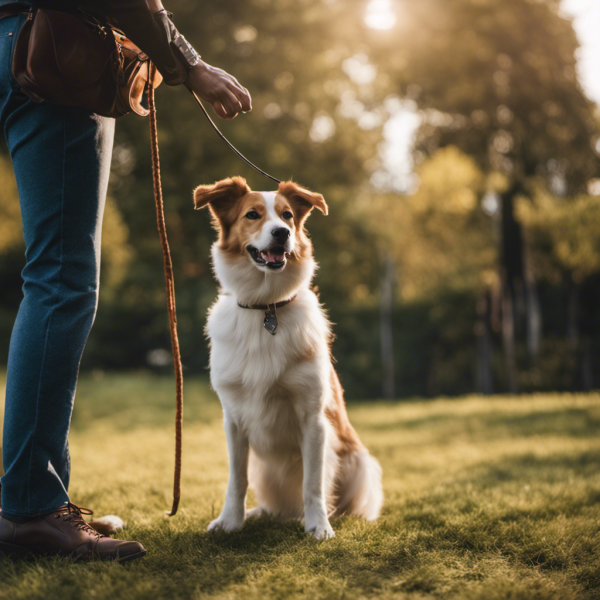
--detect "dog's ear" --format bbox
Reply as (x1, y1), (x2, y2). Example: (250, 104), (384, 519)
(193, 177), (250, 235)
(278, 181), (328, 223)
(194, 176), (250, 211)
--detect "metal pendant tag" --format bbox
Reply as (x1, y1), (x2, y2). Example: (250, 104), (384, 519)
(264, 311), (278, 335)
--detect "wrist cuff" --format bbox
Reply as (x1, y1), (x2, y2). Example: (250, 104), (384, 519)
(152, 10), (200, 85)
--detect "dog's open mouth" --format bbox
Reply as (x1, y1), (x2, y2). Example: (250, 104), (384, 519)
(248, 246), (287, 270)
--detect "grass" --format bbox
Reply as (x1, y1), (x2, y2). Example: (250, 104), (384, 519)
(1, 371), (600, 599)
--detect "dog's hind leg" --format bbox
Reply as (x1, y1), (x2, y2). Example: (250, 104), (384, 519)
(248, 450), (304, 520)
(333, 448), (383, 520)
(245, 507), (267, 519)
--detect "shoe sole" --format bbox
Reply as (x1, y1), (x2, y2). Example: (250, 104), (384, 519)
(0, 541), (147, 564)
(115, 549), (147, 564)
(0, 540), (34, 560)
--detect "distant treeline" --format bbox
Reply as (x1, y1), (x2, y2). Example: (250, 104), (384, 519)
(1, 0), (599, 398)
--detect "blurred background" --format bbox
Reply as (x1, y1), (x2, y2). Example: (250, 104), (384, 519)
(1, 0), (599, 400)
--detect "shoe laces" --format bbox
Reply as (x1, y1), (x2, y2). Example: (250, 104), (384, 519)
(53, 502), (103, 537)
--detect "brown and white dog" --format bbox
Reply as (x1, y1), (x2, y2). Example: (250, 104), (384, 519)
(194, 177), (382, 539)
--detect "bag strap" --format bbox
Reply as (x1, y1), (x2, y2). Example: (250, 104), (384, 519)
(148, 64), (184, 518)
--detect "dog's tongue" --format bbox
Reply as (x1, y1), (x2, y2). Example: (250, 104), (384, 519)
(260, 249), (285, 263)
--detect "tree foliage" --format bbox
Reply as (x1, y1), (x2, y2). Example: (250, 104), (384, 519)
(1, 0), (599, 396)
(518, 185), (600, 283)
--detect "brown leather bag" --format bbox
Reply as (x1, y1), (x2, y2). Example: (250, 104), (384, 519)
(11, 8), (162, 118)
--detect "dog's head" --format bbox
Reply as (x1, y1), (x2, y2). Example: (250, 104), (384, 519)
(194, 177), (328, 303)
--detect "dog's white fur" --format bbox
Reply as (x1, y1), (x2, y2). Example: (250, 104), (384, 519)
(89, 515), (124, 536)
(195, 178), (383, 539)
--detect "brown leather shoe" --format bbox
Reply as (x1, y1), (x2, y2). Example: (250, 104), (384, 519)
(0, 503), (146, 563)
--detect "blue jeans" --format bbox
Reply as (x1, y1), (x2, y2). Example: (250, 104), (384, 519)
(0, 14), (115, 518)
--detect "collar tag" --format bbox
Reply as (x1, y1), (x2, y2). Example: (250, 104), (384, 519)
(264, 310), (278, 335)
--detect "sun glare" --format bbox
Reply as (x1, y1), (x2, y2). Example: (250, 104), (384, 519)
(365, 0), (397, 30)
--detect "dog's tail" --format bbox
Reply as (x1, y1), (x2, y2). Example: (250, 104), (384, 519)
(333, 448), (383, 521)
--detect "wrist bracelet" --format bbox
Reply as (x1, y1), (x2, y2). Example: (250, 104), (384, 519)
(153, 9), (201, 76)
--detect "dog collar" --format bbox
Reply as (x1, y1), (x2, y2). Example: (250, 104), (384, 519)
(237, 295), (297, 336)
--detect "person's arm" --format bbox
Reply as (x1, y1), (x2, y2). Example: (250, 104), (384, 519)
(79, 0), (251, 119)
(147, 0), (164, 13)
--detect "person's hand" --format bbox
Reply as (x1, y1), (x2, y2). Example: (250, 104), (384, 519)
(185, 60), (252, 119)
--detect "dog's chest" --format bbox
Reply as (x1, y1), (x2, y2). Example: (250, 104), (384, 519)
(207, 293), (327, 455)
(210, 305), (295, 386)
(208, 294), (323, 387)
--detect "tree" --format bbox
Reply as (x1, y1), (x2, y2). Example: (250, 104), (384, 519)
(361, 0), (600, 390)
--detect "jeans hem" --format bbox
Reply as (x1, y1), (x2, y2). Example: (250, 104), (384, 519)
(1, 500), (69, 520)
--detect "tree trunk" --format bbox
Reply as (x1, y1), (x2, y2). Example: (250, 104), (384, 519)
(475, 289), (494, 395)
(499, 185), (527, 393)
(581, 336), (594, 391)
(501, 274), (519, 393)
(568, 281), (594, 391)
(524, 247), (542, 361)
(380, 253), (395, 400)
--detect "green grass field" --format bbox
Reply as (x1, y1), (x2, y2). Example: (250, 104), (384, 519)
(1, 372), (599, 600)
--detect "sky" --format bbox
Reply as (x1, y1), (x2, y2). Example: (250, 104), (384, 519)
(561, 0), (600, 105)
(366, 0), (600, 192)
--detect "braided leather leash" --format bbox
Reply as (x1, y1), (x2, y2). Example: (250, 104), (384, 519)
(148, 64), (184, 517)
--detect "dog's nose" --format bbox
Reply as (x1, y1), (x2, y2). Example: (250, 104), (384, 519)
(271, 227), (290, 243)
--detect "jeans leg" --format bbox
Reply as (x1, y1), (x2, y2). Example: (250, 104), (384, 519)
(0, 16), (115, 517)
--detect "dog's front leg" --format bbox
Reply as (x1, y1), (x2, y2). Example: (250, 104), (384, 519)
(301, 414), (335, 540)
(208, 414), (249, 532)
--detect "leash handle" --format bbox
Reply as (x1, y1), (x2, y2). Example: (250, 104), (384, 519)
(186, 86), (282, 185)
(148, 64), (184, 517)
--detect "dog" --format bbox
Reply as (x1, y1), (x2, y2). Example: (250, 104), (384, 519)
(194, 177), (383, 539)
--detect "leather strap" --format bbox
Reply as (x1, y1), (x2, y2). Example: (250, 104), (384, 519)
(187, 87), (282, 185)
(148, 64), (184, 518)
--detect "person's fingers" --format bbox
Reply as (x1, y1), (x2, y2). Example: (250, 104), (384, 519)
(187, 62), (251, 118)
(212, 101), (229, 119)
(225, 80), (252, 112)
(218, 88), (243, 119)
(237, 87), (252, 112)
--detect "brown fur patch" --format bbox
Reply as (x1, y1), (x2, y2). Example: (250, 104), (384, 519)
(325, 369), (364, 456)
(278, 181), (328, 225)
(297, 344), (317, 362)
(193, 177), (251, 241)
(220, 192), (267, 256)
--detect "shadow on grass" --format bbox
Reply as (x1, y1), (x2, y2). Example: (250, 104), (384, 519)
(366, 407), (600, 442)
(472, 450), (600, 484)
(400, 447), (600, 539)
(143, 514), (413, 597)
(1, 473), (598, 599)
(0, 515), (408, 599)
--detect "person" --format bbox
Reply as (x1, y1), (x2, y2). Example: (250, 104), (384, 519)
(0, 0), (251, 562)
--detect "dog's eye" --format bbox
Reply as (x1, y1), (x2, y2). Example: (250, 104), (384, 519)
(245, 210), (260, 220)
(282, 211), (293, 220)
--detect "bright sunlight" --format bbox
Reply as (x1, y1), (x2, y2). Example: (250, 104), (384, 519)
(364, 0), (397, 30)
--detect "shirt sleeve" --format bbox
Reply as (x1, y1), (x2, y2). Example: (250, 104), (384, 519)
(76, 0), (190, 85)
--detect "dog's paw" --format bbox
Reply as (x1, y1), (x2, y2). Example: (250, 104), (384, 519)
(89, 515), (124, 536)
(207, 514), (244, 533)
(245, 507), (267, 520)
(306, 523), (335, 540)
(305, 515), (335, 540)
